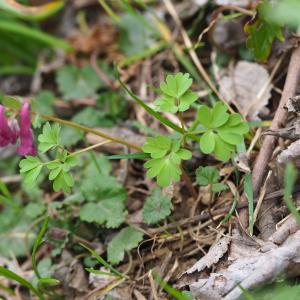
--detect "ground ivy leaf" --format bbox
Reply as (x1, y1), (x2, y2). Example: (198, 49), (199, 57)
(25, 202), (46, 218)
(56, 65), (103, 101)
(107, 227), (143, 264)
(81, 175), (126, 202)
(142, 188), (173, 225)
(79, 200), (127, 228)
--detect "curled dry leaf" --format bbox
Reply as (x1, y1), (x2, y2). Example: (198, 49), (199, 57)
(89, 267), (116, 288)
(286, 95), (300, 113)
(219, 61), (271, 120)
(189, 230), (300, 300)
(277, 140), (300, 182)
(269, 215), (300, 245)
(186, 236), (230, 274)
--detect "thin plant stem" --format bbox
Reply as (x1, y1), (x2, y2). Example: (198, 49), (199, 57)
(98, 0), (121, 23)
(36, 113), (143, 152)
(41, 141), (112, 167)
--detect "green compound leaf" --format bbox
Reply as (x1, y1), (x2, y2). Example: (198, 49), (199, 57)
(56, 65), (103, 101)
(38, 122), (61, 153)
(196, 166), (228, 192)
(155, 73), (198, 113)
(79, 200), (127, 228)
(107, 227), (143, 264)
(142, 136), (172, 159)
(244, 1), (284, 62)
(143, 136), (192, 187)
(196, 166), (220, 186)
(197, 102), (249, 161)
(46, 154), (78, 193)
(142, 188), (173, 225)
(19, 156), (44, 186)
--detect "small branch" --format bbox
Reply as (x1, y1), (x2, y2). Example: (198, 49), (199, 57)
(239, 45), (300, 233)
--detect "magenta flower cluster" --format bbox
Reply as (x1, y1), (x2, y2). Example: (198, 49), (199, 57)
(0, 102), (37, 156)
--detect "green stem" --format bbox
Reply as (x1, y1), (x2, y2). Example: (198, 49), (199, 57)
(98, 0), (121, 23)
(42, 141), (112, 166)
(37, 113), (143, 152)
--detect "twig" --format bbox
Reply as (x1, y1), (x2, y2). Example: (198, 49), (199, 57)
(239, 45), (300, 231)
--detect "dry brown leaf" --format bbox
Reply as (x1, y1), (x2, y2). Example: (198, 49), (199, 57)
(277, 140), (300, 168)
(89, 267), (116, 288)
(189, 230), (300, 300)
(269, 215), (300, 245)
(219, 61), (271, 120)
(186, 236), (230, 274)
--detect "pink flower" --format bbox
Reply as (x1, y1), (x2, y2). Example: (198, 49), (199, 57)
(17, 102), (37, 156)
(0, 105), (15, 147)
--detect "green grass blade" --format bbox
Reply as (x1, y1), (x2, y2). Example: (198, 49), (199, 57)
(0, 266), (44, 300)
(0, 65), (35, 75)
(220, 191), (238, 225)
(79, 243), (127, 279)
(244, 173), (254, 235)
(0, 1), (64, 21)
(0, 20), (73, 51)
(153, 272), (191, 300)
(98, 0), (121, 23)
(32, 217), (49, 279)
(284, 162), (300, 226)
